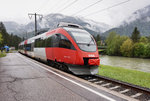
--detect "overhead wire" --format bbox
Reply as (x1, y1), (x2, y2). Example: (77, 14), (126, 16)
(43, 0), (68, 14)
(58, 0), (78, 12)
(36, 0), (51, 13)
(71, 0), (103, 16)
(84, 0), (131, 17)
(35, 0), (131, 21)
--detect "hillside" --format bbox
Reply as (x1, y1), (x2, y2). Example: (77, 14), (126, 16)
(102, 5), (150, 37)
(3, 13), (112, 38)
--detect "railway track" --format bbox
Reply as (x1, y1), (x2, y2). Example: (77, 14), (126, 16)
(78, 75), (150, 101)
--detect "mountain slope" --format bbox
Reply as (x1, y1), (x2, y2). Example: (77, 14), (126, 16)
(102, 5), (150, 37)
(3, 13), (112, 38)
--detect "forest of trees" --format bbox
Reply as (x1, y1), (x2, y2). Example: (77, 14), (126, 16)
(0, 22), (21, 49)
(105, 27), (150, 58)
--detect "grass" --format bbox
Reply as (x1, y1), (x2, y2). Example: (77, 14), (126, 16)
(98, 49), (105, 52)
(0, 51), (6, 57)
(98, 65), (150, 88)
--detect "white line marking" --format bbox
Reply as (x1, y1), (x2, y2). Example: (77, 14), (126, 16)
(131, 93), (142, 98)
(109, 86), (120, 90)
(19, 54), (116, 101)
(120, 89), (130, 94)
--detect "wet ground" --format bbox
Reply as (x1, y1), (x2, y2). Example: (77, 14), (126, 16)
(0, 53), (128, 101)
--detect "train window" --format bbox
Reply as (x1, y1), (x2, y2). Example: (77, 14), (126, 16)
(45, 34), (60, 47)
(45, 36), (53, 47)
(34, 34), (75, 50)
(59, 34), (75, 50)
(25, 44), (31, 51)
(52, 34), (60, 47)
(35, 38), (46, 47)
(35, 39), (39, 47)
(31, 42), (34, 51)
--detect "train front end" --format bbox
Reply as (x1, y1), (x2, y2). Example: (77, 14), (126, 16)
(62, 25), (100, 75)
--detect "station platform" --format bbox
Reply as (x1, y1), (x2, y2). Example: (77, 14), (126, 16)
(0, 53), (132, 101)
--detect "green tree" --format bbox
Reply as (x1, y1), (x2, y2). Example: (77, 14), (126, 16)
(96, 34), (101, 42)
(97, 41), (101, 46)
(105, 31), (128, 55)
(139, 36), (148, 43)
(0, 33), (3, 44)
(131, 27), (140, 43)
(0, 22), (22, 49)
(144, 43), (150, 58)
(105, 32), (118, 55)
(133, 42), (145, 57)
(0, 22), (10, 46)
(147, 36), (150, 43)
(120, 38), (133, 57)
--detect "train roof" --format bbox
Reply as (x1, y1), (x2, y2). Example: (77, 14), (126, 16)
(19, 22), (85, 45)
(58, 22), (83, 29)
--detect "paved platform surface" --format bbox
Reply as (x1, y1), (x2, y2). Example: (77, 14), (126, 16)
(0, 53), (127, 101)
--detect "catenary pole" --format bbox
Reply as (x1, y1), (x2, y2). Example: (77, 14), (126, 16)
(28, 13), (43, 36)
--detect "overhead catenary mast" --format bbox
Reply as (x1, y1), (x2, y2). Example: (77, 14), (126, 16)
(28, 13), (43, 36)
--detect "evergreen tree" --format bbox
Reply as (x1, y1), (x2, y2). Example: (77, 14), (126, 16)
(0, 22), (10, 46)
(131, 27), (140, 43)
(0, 33), (3, 44)
(96, 34), (101, 42)
(0, 22), (22, 49)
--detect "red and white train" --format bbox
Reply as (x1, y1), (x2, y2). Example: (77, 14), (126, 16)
(18, 22), (100, 75)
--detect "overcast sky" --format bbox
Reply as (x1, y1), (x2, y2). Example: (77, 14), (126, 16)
(0, 0), (150, 27)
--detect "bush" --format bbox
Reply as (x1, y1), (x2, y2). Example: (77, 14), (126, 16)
(139, 36), (148, 43)
(133, 42), (145, 57)
(144, 43), (150, 58)
(97, 41), (101, 46)
(106, 32), (128, 55)
(120, 38), (133, 57)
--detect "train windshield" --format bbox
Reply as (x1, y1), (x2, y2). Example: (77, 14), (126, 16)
(64, 27), (97, 52)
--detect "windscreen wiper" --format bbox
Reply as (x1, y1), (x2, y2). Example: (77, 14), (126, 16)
(87, 39), (92, 46)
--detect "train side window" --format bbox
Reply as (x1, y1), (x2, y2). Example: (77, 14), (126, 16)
(52, 34), (60, 47)
(59, 34), (75, 50)
(31, 42), (34, 51)
(45, 36), (52, 47)
(26, 44), (31, 51)
(41, 39), (46, 47)
(35, 38), (45, 47)
(35, 38), (40, 47)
